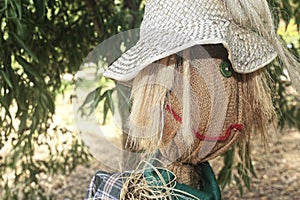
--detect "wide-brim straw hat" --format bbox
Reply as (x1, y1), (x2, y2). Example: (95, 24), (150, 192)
(104, 0), (277, 82)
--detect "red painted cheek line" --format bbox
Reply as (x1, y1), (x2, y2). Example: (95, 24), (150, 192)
(195, 124), (244, 141)
(165, 104), (243, 141)
(165, 104), (182, 122)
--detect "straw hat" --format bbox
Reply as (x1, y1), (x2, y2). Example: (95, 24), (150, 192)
(103, 0), (277, 82)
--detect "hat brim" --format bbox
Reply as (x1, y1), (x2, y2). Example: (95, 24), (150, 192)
(104, 23), (277, 82)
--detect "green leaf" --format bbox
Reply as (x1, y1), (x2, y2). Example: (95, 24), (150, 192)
(31, 109), (39, 133)
(11, 32), (39, 63)
(33, 0), (45, 21)
(10, 0), (22, 19)
(7, 3), (17, 19)
(106, 89), (115, 114)
(0, 70), (13, 88)
(245, 144), (257, 178)
(16, 84), (27, 112)
(15, 56), (43, 81)
(0, 96), (13, 120)
(18, 111), (28, 135)
(12, 18), (25, 38)
(82, 86), (102, 107)
(102, 98), (109, 124)
(234, 175), (244, 196)
(0, 0), (7, 13)
(217, 147), (235, 189)
(39, 92), (55, 114)
(7, 64), (20, 96)
(236, 162), (251, 192)
(44, 92), (55, 114)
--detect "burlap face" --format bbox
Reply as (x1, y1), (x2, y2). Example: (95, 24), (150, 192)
(128, 44), (275, 188)
(160, 45), (243, 164)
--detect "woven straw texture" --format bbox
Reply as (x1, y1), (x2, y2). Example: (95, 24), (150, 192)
(104, 0), (277, 82)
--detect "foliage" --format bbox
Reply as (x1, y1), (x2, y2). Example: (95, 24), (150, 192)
(0, 0), (144, 199)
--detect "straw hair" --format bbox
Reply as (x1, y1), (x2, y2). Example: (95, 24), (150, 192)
(237, 70), (276, 142)
(128, 56), (175, 152)
(181, 49), (194, 148)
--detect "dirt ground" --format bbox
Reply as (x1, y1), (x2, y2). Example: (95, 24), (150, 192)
(49, 129), (300, 200)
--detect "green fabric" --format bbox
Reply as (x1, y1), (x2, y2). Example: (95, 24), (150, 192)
(144, 162), (221, 200)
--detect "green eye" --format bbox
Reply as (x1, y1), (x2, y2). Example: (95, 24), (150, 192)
(220, 60), (233, 78)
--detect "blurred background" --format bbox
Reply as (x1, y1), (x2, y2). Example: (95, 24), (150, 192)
(0, 0), (299, 199)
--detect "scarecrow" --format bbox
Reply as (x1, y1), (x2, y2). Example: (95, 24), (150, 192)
(85, 0), (300, 199)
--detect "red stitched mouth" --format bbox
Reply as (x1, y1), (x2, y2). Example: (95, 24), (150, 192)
(165, 104), (243, 141)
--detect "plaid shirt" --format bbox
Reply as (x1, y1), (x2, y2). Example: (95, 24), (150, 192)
(84, 171), (196, 200)
(85, 171), (131, 200)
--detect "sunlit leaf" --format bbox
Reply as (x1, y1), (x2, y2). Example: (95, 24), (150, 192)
(80, 86), (102, 109)
(15, 55), (43, 81)
(106, 89), (115, 114)
(11, 32), (39, 63)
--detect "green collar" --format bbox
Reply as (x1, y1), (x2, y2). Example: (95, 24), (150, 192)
(144, 162), (221, 200)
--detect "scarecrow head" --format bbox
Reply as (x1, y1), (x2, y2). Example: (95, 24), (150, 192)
(103, 0), (300, 194)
